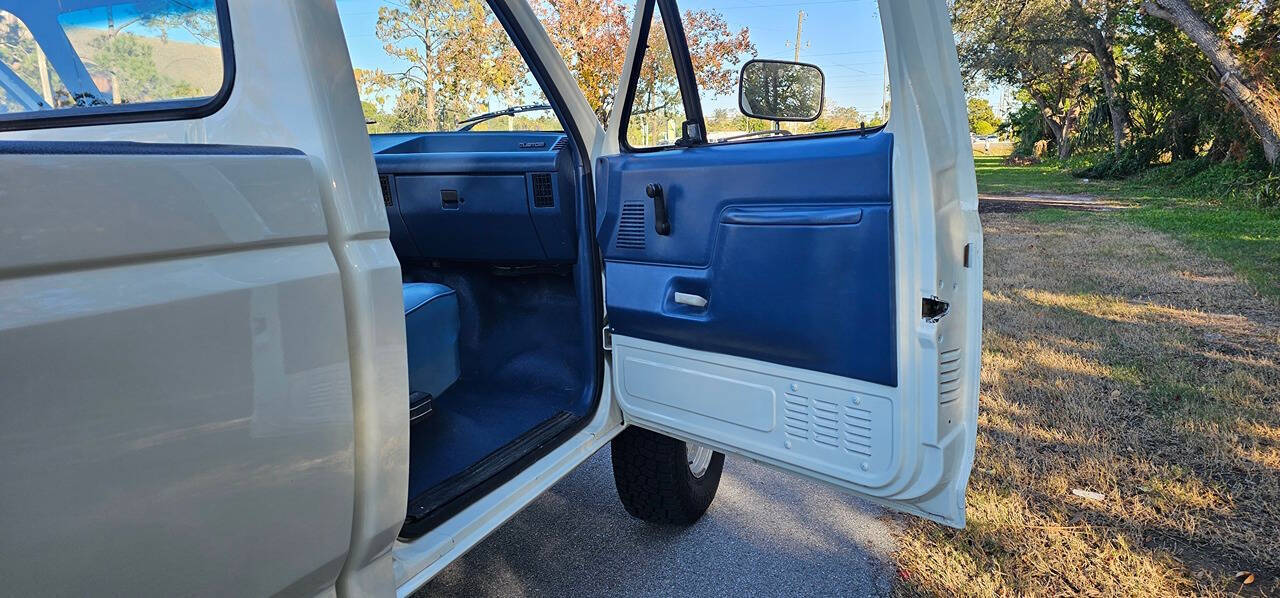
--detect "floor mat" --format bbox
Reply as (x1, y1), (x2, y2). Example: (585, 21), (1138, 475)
(406, 380), (580, 501)
(402, 265), (595, 507)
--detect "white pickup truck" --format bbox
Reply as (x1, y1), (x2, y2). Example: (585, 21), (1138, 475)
(0, 0), (981, 595)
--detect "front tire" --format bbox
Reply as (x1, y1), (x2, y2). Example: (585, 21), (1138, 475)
(610, 427), (725, 525)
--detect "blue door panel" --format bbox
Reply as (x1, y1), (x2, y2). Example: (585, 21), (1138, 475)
(598, 133), (892, 266)
(599, 132), (896, 386)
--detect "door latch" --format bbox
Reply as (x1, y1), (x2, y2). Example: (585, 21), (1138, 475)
(922, 296), (950, 323)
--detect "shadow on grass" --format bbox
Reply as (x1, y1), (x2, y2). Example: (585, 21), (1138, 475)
(895, 213), (1280, 597)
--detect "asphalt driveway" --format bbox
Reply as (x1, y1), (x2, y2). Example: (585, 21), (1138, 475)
(416, 447), (899, 597)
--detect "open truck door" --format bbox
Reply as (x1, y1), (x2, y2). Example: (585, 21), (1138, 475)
(597, 0), (983, 527)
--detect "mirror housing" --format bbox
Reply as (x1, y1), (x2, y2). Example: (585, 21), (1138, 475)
(738, 59), (825, 122)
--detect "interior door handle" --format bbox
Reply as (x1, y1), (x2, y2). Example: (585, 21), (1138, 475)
(673, 292), (707, 308)
(645, 183), (671, 235)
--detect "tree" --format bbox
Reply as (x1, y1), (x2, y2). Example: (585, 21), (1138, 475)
(536, 0), (752, 127)
(954, 0), (1093, 158)
(967, 97), (1000, 135)
(955, 0), (1133, 152)
(1142, 0), (1280, 165)
(533, 0), (632, 123)
(1065, 0), (1132, 150)
(360, 0), (531, 132)
(91, 33), (186, 103)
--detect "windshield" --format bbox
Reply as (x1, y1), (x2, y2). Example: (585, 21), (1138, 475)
(336, 0), (562, 134)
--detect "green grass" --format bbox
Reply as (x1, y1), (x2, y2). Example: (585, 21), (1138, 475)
(975, 155), (1280, 300)
(975, 155), (1126, 196)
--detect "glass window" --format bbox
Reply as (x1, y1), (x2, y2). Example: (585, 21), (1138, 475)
(336, 0), (561, 134)
(623, 2), (690, 149)
(681, 0), (890, 142)
(0, 12), (74, 113)
(0, 1), (226, 118)
(532, 0), (630, 126)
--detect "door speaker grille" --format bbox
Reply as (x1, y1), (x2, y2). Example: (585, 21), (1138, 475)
(616, 201), (646, 249)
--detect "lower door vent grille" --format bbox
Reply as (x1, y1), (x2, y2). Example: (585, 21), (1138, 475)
(939, 347), (962, 403)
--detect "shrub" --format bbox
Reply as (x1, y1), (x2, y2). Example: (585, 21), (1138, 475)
(1071, 140), (1164, 180)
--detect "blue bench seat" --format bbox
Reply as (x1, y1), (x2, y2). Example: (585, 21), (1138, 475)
(402, 283), (460, 408)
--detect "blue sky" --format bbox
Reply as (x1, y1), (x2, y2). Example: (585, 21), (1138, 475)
(678, 0), (888, 115)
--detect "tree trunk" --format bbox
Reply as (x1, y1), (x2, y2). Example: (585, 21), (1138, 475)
(1143, 0), (1280, 165)
(1056, 110), (1076, 159)
(1032, 93), (1077, 159)
(423, 14), (437, 132)
(426, 85), (437, 131)
(1069, 0), (1130, 151)
(1092, 43), (1129, 151)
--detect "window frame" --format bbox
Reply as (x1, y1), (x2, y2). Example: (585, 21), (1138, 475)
(0, 0), (236, 132)
(616, 0), (891, 152)
(617, 0), (707, 153)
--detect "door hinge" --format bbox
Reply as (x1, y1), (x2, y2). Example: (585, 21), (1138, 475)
(922, 296), (950, 323)
(601, 325), (613, 351)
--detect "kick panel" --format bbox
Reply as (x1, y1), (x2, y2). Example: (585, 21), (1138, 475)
(620, 355), (776, 432)
(614, 335), (897, 484)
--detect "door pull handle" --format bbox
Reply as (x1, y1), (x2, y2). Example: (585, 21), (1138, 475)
(673, 292), (707, 308)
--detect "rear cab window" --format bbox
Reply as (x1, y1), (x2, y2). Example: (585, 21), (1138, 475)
(0, 1), (230, 129)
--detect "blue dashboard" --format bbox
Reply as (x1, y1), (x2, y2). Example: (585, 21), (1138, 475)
(373, 131), (577, 263)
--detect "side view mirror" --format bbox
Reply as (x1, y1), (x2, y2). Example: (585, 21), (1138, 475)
(738, 59), (825, 122)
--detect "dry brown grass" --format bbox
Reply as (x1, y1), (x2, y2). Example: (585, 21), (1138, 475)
(895, 212), (1280, 597)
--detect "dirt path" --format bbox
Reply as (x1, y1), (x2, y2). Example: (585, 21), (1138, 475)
(978, 192), (1125, 213)
(896, 212), (1280, 596)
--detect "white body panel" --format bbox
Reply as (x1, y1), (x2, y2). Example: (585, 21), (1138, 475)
(0, 2), (408, 595)
(0, 150), (358, 595)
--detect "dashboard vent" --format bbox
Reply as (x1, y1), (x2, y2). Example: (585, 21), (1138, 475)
(378, 175), (393, 207)
(552, 136), (568, 151)
(531, 173), (555, 208)
(616, 201), (646, 250)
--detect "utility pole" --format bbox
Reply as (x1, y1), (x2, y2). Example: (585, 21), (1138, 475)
(779, 10), (807, 132)
(881, 59), (890, 121)
(792, 10), (805, 62)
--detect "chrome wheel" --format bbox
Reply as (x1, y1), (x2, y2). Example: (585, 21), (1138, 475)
(686, 442), (714, 478)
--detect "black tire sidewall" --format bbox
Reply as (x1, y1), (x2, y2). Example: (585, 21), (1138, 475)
(610, 426), (725, 525)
